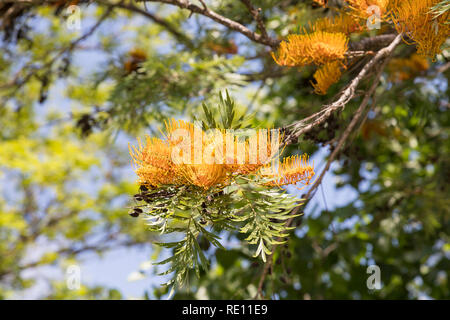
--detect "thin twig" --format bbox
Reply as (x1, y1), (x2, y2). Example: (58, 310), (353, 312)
(282, 34), (404, 147)
(255, 34), (403, 299)
(137, 0), (280, 47)
(240, 0), (269, 39)
(0, 4), (114, 90)
(97, 0), (194, 47)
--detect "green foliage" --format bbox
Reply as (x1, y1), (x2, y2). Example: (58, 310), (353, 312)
(197, 90), (252, 130)
(430, 0), (450, 23)
(131, 173), (300, 290)
(106, 53), (245, 133)
(1, 0), (449, 300)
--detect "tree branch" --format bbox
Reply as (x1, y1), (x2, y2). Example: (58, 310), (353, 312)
(282, 34), (403, 147)
(137, 0), (280, 48)
(255, 33), (403, 300)
(0, 4), (113, 90)
(239, 0), (269, 39)
(97, 0), (194, 47)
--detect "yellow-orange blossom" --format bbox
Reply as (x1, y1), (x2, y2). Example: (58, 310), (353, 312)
(130, 119), (315, 190)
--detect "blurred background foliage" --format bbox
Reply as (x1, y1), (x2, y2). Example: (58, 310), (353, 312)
(0, 0), (449, 299)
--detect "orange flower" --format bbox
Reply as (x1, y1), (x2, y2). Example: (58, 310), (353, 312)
(177, 163), (229, 190)
(387, 54), (430, 82)
(129, 137), (177, 187)
(313, 0), (328, 6)
(224, 129), (284, 175)
(261, 154), (315, 188)
(272, 31), (349, 67)
(346, 0), (390, 18)
(130, 119), (310, 191)
(391, 0), (450, 58)
(312, 61), (344, 95)
(310, 13), (364, 35)
(124, 48), (147, 74)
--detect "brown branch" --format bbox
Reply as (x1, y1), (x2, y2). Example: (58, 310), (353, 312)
(137, 0), (280, 48)
(0, 238), (145, 280)
(349, 33), (397, 51)
(436, 61), (450, 74)
(0, 4), (113, 90)
(239, 0), (269, 39)
(282, 34), (403, 147)
(255, 34), (403, 300)
(97, 0), (194, 47)
(303, 55), (395, 202)
(138, 0), (398, 54)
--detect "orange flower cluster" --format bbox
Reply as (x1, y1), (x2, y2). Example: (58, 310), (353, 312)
(124, 48), (147, 74)
(129, 137), (176, 186)
(387, 54), (430, 82)
(312, 61), (344, 95)
(130, 119), (315, 190)
(313, 0), (328, 6)
(272, 8), (367, 94)
(271, 31), (349, 67)
(261, 154), (315, 189)
(346, 0), (390, 18)
(310, 13), (364, 35)
(391, 0), (450, 58)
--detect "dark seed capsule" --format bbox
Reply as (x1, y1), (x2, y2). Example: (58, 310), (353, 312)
(279, 276), (287, 284)
(139, 185), (148, 192)
(134, 194), (143, 201)
(129, 211), (140, 218)
(199, 237), (210, 251)
(134, 208), (143, 214)
(286, 251), (292, 259)
(276, 257), (281, 265)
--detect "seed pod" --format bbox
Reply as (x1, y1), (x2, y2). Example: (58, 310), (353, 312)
(286, 251), (292, 259)
(129, 210), (140, 218)
(276, 257), (281, 265)
(199, 236), (211, 251)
